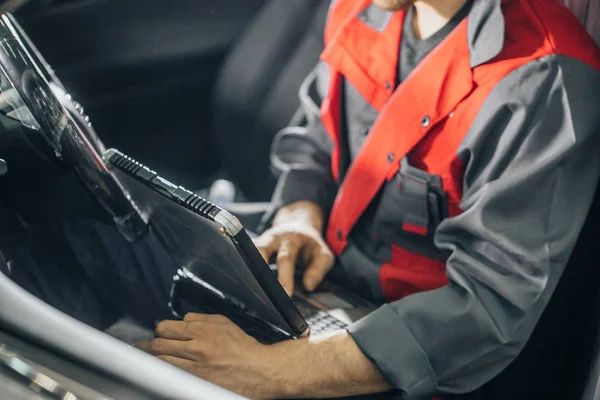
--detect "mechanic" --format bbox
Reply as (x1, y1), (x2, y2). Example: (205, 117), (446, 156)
(134, 0), (600, 398)
(8, 0), (600, 399)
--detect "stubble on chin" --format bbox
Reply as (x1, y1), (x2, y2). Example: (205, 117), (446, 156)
(371, 0), (414, 12)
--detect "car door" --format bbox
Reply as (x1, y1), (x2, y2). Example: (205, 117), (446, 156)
(14, 0), (266, 188)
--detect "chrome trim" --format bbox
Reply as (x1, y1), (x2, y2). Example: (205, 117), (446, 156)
(102, 148), (118, 164)
(0, 345), (81, 399)
(214, 210), (243, 236)
(51, 83), (94, 129)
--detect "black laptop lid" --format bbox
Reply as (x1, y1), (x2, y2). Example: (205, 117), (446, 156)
(0, 14), (307, 340)
(107, 163), (299, 334)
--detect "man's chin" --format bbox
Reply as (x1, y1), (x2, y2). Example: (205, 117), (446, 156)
(372, 0), (414, 12)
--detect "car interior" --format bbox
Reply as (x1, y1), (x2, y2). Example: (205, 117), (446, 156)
(0, 0), (598, 399)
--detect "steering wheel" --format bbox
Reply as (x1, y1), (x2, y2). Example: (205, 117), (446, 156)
(4, 12), (105, 155)
(0, 13), (146, 241)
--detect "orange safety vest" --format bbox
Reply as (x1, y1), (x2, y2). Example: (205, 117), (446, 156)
(319, 0), (600, 301)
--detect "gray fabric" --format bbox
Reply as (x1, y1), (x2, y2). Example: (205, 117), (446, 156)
(336, 242), (387, 303)
(260, 62), (338, 231)
(348, 2), (472, 159)
(358, 4), (393, 32)
(354, 0), (503, 69)
(348, 55), (600, 399)
(346, 81), (380, 160)
(268, 166), (337, 219)
(344, 4), (470, 275)
(268, 0), (506, 216)
(267, 1), (600, 398)
(468, 0), (504, 67)
(399, 0), (473, 83)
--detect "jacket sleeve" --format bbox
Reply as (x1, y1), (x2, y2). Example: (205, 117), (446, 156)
(347, 55), (600, 399)
(261, 61), (338, 229)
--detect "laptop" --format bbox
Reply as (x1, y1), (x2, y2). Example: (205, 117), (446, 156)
(103, 149), (375, 344)
(0, 12), (374, 344)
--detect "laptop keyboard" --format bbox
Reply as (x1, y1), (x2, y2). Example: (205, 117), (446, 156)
(305, 311), (348, 334)
(293, 295), (348, 334)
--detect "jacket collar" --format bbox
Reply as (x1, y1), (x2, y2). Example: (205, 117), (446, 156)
(468, 0), (505, 67)
(358, 0), (505, 68)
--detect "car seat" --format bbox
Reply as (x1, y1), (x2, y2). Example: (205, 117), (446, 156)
(563, 0), (600, 46)
(212, 0), (330, 201)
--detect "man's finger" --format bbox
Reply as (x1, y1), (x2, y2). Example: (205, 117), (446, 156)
(258, 247), (271, 264)
(303, 247), (334, 292)
(135, 338), (193, 359)
(276, 237), (300, 296)
(154, 320), (193, 340)
(253, 233), (279, 264)
(183, 313), (231, 325)
(157, 355), (196, 372)
(135, 340), (153, 354)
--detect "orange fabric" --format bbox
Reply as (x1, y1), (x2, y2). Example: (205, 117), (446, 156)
(320, 0), (600, 301)
(320, 65), (343, 181)
(402, 223), (428, 236)
(380, 246), (449, 300)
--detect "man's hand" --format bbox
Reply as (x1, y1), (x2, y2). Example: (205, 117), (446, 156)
(254, 201), (334, 296)
(137, 313), (392, 399)
(136, 313), (276, 399)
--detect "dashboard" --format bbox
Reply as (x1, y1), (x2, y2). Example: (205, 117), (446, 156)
(0, 13), (147, 241)
(0, 13), (244, 400)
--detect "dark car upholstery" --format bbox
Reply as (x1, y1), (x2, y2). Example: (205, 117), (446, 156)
(212, 0), (330, 201)
(564, 0), (600, 45)
(562, 3), (600, 400)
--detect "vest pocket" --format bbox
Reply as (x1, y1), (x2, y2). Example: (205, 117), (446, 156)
(371, 157), (449, 249)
